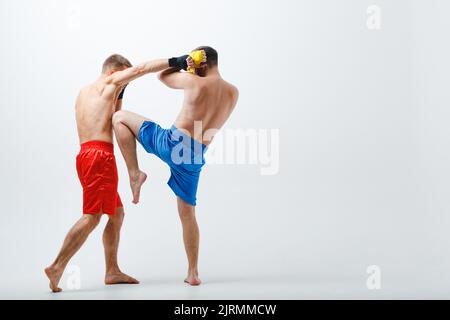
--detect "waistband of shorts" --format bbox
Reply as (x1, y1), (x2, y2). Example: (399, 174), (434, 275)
(169, 125), (208, 155)
(80, 140), (114, 153)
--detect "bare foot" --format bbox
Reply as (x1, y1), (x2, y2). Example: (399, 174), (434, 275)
(45, 266), (63, 293)
(105, 272), (140, 285)
(184, 274), (202, 286)
(130, 171), (147, 204)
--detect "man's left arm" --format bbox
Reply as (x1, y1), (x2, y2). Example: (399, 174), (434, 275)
(115, 99), (122, 112)
(115, 85), (126, 111)
(158, 68), (196, 89)
(158, 51), (206, 89)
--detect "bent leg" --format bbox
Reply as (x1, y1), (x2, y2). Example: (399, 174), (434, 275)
(45, 213), (102, 292)
(103, 207), (139, 285)
(177, 197), (201, 286)
(112, 110), (149, 204)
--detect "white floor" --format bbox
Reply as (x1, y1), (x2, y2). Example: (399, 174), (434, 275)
(1, 270), (446, 300)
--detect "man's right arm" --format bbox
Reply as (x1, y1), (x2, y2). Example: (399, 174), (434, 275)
(105, 59), (170, 86)
(105, 53), (193, 87)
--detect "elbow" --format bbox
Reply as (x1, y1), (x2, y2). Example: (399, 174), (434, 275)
(157, 72), (169, 86)
(157, 72), (165, 82)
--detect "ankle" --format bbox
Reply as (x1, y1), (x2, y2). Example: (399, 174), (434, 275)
(49, 261), (65, 272)
(106, 266), (121, 275)
(188, 269), (199, 276)
(129, 170), (141, 180)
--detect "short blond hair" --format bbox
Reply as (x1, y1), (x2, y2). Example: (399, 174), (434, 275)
(102, 54), (132, 73)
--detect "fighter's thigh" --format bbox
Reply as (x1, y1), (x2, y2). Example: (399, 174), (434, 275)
(113, 110), (151, 138)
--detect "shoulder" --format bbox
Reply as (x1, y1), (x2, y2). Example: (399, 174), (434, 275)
(231, 84), (239, 96)
(80, 81), (99, 93)
(92, 79), (116, 98)
(226, 82), (239, 101)
(76, 85), (89, 100)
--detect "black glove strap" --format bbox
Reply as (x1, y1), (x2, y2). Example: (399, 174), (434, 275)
(169, 55), (189, 71)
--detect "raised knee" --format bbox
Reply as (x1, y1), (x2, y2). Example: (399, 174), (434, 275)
(112, 110), (126, 126)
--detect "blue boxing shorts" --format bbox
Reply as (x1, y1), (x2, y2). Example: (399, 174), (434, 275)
(138, 121), (208, 206)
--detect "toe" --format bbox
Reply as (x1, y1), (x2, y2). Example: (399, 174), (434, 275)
(127, 275), (139, 284)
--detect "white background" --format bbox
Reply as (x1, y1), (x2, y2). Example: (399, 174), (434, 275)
(0, 0), (449, 299)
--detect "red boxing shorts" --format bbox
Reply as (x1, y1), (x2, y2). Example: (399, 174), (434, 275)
(76, 141), (123, 215)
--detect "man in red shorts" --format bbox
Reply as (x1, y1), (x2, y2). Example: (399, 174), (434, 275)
(45, 54), (174, 292)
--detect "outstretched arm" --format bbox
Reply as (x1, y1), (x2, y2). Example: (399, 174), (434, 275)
(105, 59), (170, 87)
(104, 52), (196, 87)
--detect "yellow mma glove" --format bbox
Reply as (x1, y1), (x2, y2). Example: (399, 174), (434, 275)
(187, 50), (207, 74)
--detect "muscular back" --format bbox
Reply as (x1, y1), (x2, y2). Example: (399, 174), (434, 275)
(76, 81), (121, 144)
(175, 75), (239, 145)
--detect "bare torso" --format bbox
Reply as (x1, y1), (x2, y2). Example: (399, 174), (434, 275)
(174, 74), (238, 146)
(76, 79), (122, 144)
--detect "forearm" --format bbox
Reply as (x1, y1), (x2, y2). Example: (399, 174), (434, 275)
(159, 67), (181, 77)
(141, 58), (170, 74)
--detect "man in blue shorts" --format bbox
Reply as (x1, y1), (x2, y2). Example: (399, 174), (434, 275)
(112, 46), (239, 285)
